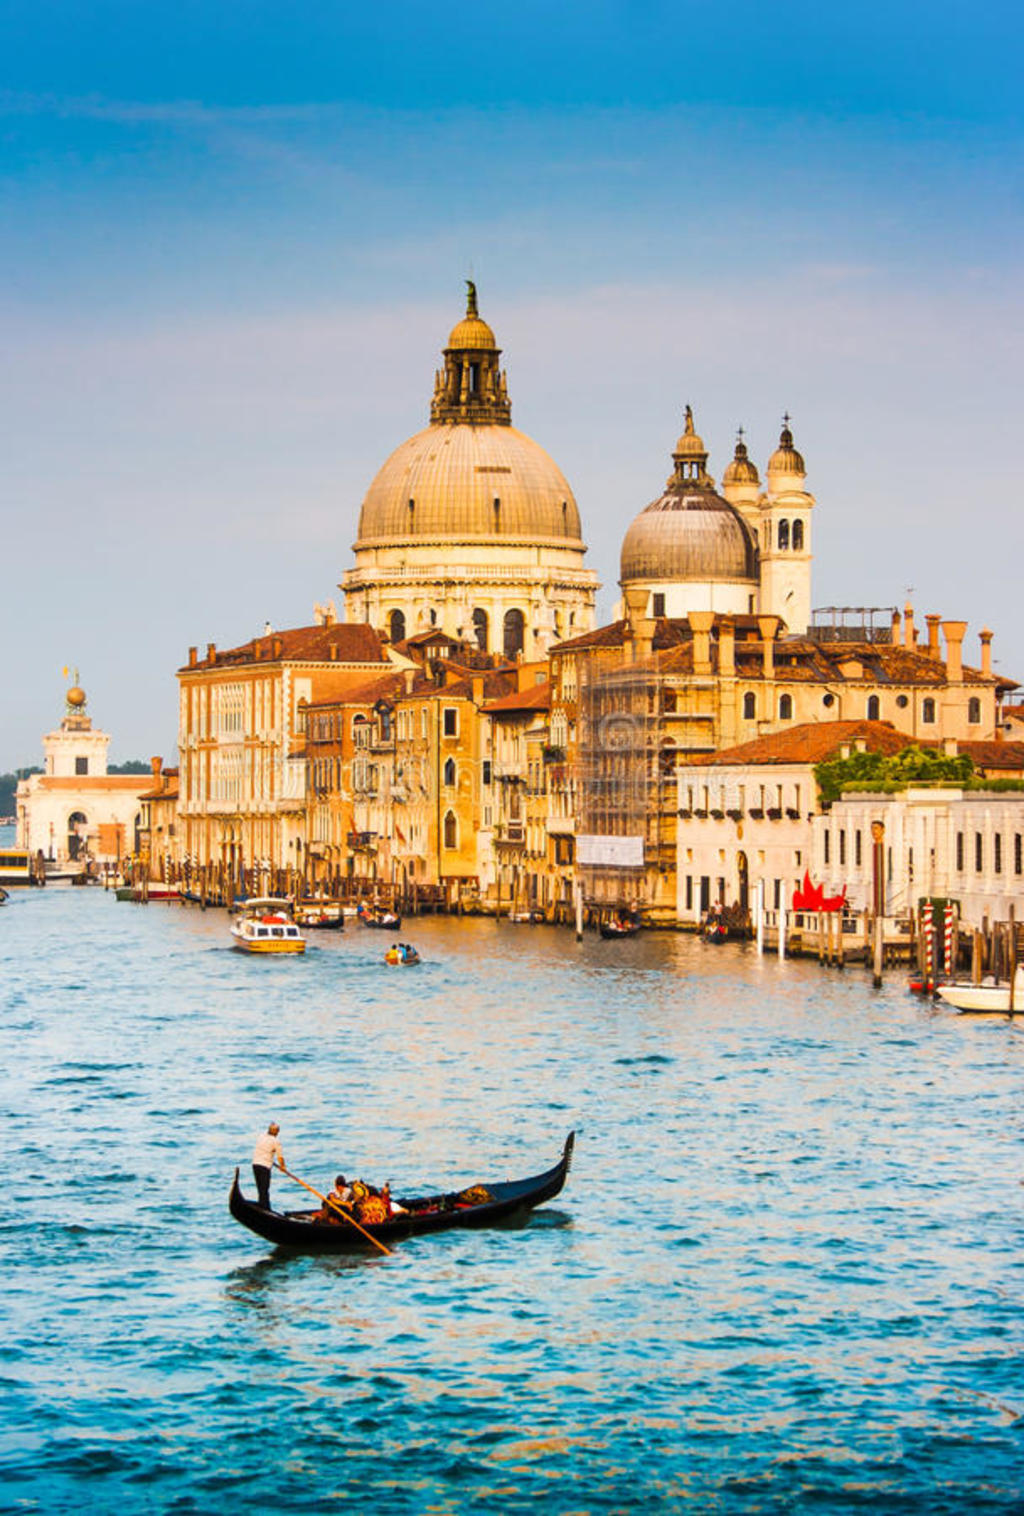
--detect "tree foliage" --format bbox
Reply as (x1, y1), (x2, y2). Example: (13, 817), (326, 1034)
(814, 746), (975, 807)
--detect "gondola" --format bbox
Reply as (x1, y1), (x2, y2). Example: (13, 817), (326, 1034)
(703, 920), (728, 944)
(358, 909), (402, 930)
(229, 1132), (574, 1253)
(599, 918), (641, 939)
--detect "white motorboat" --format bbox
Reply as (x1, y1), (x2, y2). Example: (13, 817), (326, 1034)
(230, 897), (306, 955)
(935, 967), (1024, 1014)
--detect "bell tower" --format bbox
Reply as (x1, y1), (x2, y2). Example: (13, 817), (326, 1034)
(758, 416), (814, 634)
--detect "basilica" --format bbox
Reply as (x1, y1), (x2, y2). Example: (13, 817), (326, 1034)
(165, 284), (1015, 927)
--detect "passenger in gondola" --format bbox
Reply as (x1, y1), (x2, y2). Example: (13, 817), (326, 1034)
(381, 1182), (408, 1217)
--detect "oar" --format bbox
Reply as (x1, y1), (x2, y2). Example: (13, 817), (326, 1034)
(277, 1164), (393, 1256)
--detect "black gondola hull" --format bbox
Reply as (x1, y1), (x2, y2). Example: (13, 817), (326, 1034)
(229, 1132), (574, 1253)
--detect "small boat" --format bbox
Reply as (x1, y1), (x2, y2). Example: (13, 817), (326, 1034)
(703, 920), (728, 945)
(384, 945), (421, 965)
(294, 899), (345, 930)
(935, 968), (1024, 1014)
(229, 1132), (574, 1253)
(230, 897), (306, 955)
(357, 904), (402, 930)
(114, 883), (181, 902)
(599, 917), (641, 939)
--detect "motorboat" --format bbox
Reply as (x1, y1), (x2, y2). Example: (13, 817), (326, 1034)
(230, 897), (306, 955)
(384, 944), (421, 965)
(935, 968), (1024, 1014)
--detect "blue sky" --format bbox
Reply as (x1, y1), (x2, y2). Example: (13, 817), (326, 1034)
(2, 2), (1022, 764)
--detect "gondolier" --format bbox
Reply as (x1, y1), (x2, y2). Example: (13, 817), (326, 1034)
(252, 1122), (285, 1208)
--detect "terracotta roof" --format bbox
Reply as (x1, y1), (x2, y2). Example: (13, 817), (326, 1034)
(139, 777), (180, 801)
(439, 670), (518, 702)
(180, 623), (385, 673)
(690, 720), (912, 767)
(482, 683), (551, 715)
(958, 740), (1024, 773)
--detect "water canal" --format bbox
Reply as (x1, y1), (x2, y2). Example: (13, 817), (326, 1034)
(1, 872), (1022, 1512)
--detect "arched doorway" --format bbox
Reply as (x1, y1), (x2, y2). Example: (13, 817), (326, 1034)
(67, 811), (88, 860)
(503, 608), (525, 659)
(472, 607), (488, 652)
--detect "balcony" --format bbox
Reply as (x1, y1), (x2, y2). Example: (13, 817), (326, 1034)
(347, 830), (378, 853)
(494, 822), (526, 850)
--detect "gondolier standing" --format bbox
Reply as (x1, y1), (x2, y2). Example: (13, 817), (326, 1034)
(252, 1122), (285, 1209)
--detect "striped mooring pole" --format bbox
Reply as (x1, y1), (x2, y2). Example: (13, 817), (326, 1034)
(923, 900), (934, 990)
(943, 903), (955, 979)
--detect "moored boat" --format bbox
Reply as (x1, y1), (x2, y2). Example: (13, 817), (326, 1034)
(599, 916), (641, 939)
(230, 897), (306, 955)
(935, 968), (1024, 1014)
(294, 898), (345, 930)
(229, 1132), (574, 1253)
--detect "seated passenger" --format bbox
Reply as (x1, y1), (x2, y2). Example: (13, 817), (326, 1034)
(329, 1174), (353, 1208)
(381, 1183), (408, 1217)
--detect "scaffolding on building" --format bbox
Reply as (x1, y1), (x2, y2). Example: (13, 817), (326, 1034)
(575, 653), (674, 910)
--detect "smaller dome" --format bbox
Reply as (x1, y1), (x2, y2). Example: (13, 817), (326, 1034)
(674, 404), (706, 457)
(66, 685), (86, 708)
(447, 280), (497, 350)
(767, 417), (806, 476)
(621, 492), (758, 585)
(723, 431), (760, 486)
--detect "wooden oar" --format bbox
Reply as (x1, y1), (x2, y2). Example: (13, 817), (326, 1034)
(278, 1164), (393, 1256)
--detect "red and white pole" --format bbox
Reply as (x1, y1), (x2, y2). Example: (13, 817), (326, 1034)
(943, 904), (954, 979)
(923, 900), (934, 989)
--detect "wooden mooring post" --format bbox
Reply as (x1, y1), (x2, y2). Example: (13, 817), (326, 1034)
(872, 915), (884, 988)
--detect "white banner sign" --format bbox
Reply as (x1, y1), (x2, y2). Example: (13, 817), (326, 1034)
(577, 834), (645, 868)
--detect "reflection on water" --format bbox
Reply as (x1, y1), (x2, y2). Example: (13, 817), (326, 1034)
(0, 885), (1022, 1512)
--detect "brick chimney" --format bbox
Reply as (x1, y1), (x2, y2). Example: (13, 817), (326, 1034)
(979, 628), (993, 677)
(273, 637), (282, 659)
(329, 643), (338, 661)
(623, 585), (655, 662)
(206, 642), (216, 663)
(942, 620), (967, 682)
(188, 646), (198, 668)
(903, 603), (916, 649)
(925, 614), (942, 659)
(690, 611), (715, 675)
(403, 668), (416, 695)
(150, 755), (163, 792)
(757, 615), (780, 679)
(718, 618), (736, 677)
(890, 608), (901, 644)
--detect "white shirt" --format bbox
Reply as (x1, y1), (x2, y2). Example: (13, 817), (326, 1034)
(253, 1131), (284, 1168)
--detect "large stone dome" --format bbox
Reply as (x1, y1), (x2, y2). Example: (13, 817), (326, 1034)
(621, 491), (757, 583)
(620, 407), (758, 587)
(355, 423), (584, 547)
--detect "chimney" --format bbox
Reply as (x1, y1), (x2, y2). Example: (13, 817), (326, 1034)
(273, 637), (282, 659)
(979, 628), (993, 677)
(329, 643), (338, 662)
(925, 614), (942, 659)
(188, 646), (198, 668)
(403, 668), (416, 695)
(757, 615), (780, 679)
(942, 620), (967, 682)
(206, 642), (216, 663)
(890, 608), (901, 644)
(623, 585), (655, 662)
(718, 618), (735, 677)
(150, 755), (163, 792)
(690, 611), (715, 675)
(903, 603), (916, 649)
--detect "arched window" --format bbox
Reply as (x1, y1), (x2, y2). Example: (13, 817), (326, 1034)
(388, 608), (406, 644)
(779, 693), (793, 720)
(792, 519), (804, 550)
(658, 741), (676, 781)
(443, 757), (456, 787)
(67, 810), (88, 860)
(472, 608), (488, 652)
(428, 608), (437, 627)
(867, 695), (880, 721)
(777, 519), (790, 550)
(968, 697), (981, 724)
(922, 697), (936, 724)
(503, 608), (525, 659)
(743, 692), (756, 720)
(443, 809), (458, 850)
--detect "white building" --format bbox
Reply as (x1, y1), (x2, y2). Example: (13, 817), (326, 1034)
(815, 789), (1024, 927)
(16, 682), (146, 867)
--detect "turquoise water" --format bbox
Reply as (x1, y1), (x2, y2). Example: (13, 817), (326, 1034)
(1, 875), (1022, 1512)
